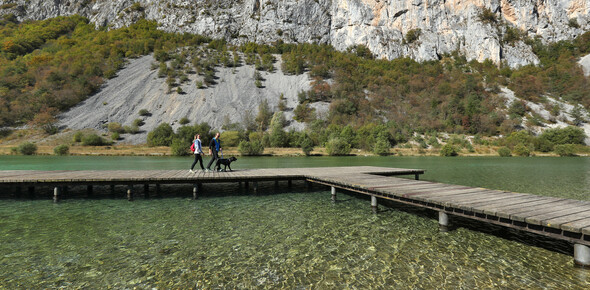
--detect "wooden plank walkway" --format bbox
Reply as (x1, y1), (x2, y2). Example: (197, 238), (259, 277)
(306, 172), (590, 249)
(0, 166), (422, 184)
(1, 166), (590, 266)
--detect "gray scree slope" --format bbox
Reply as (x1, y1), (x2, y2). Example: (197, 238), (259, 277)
(58, 55), (313, 144)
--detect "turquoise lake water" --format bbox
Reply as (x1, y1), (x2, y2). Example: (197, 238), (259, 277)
(1, 156), (589, 288)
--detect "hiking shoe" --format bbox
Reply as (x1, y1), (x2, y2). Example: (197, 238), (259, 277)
(189, 169), (195, 173)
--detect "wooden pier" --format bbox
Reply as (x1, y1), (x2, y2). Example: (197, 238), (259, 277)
(1, 166), (589, 267)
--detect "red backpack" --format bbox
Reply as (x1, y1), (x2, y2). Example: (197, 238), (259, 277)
(190, 142), (195, 152)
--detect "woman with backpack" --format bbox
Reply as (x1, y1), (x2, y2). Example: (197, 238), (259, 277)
(189, 134), (205, 173)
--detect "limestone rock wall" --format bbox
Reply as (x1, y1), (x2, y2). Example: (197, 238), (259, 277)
(1, 0), (588, 67)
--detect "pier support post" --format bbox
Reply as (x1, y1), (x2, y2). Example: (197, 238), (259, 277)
(87, 185), (93, 197)
(127, 185), (134, 201)
(53, 187), (60, 203)
(245, 182), (249, 191)
(275, 180), (279, 188)
(288, 180), (292, 188)
(15, 186), (22, 198)
(193, 184), (199, 200)
(415, 173), (420, 180)
(144, 184), (149, 199)
(306, 181), (312, 192)
(574, 244), (590, 268)
(155, 184), (161, 198)
(62, 186), (68, 198)
(110, 185), (116, 197)
(371, 195), (378, 213)
(439, 211), (449, 232)
(28, 186), (35, 199)
(331, 186), (337, 202)
(253, 182), (258, 193)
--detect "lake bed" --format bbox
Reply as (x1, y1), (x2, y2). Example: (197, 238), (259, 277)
(1, 156), (589, 288)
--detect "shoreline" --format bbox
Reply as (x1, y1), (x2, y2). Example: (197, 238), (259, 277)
(0, 145), (585, 157)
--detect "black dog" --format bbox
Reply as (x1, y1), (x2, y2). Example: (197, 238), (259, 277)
(215, 156), (237, 171)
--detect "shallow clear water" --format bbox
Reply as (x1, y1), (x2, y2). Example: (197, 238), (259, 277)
(1, 156), (590, 288)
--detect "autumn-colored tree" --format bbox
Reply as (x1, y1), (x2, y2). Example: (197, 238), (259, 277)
(29, 107), (59, 134)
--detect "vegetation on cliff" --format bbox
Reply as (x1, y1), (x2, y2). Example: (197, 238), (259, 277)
(1, 15), (589, 156)
(0, 15), (208, 127)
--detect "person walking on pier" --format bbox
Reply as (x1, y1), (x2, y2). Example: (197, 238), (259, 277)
(206, 132), (222, 172)
(189, 134), (205, 173)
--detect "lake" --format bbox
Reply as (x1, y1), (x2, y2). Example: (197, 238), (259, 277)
(1, 156), (589, 288)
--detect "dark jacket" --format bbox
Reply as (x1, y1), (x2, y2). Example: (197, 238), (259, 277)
(209, 138), (220, 152)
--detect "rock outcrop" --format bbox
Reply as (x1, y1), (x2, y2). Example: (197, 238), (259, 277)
(580, 53), (590, 76)
(499, 87), (590, 145)
(1, 0), (588, 68)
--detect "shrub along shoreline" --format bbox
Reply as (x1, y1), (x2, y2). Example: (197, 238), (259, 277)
(1, 125), (588, 157)
(1, 144), (587, 157)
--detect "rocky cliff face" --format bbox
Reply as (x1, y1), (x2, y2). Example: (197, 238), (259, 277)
(1, 0), (588, 67)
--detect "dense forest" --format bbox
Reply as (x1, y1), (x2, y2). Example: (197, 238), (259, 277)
(1, 15), (589, 155)
(0, 15), (207, 128)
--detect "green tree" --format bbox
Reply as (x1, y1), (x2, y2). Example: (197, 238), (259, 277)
(269, 112), (288, 147)
(133, 119), (145, 127)
(139, 109), (151, 116)
(18, 142), (37, 155)
(513, 143), (531, 156)
(171, 138), (190, 156)
(147, 123), (174, 146)
(158, 62), (168, 77)
(497, 146), (512, 157)
(554, 144), (577, 156)
(478, 8), (497, 24)
(72, 132), (84, 142)
(281, 51), (305, 75)
(261, 54), (276, 71)
(193, 122), (212, 145)
(124, 125), (140, 134)
(179, 117), (190, 125)
(404, 28), (421, 44)
(221, 131), (241, 147)
(533, 137), (554, 152)
(299, 133), (314, 156)
(53, 144), (70, 156)
(339, 125), (357, 148)
(293, 103), (316, 123)
(255, 99), (273, 131)
(238, 140), (265, 155)
(539, 126), (586, 145)
(503, 130), (534, 148)
(373, 136), (391, 156)
(440, 144), (458, 156)
(570, 106), (586, 126)
(325, 137), (351, 156)
(107, 122), (124, 133)
(278, 93), (287, 111)
(82, 134), (108, 146)
(508, 100), (527, 118)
